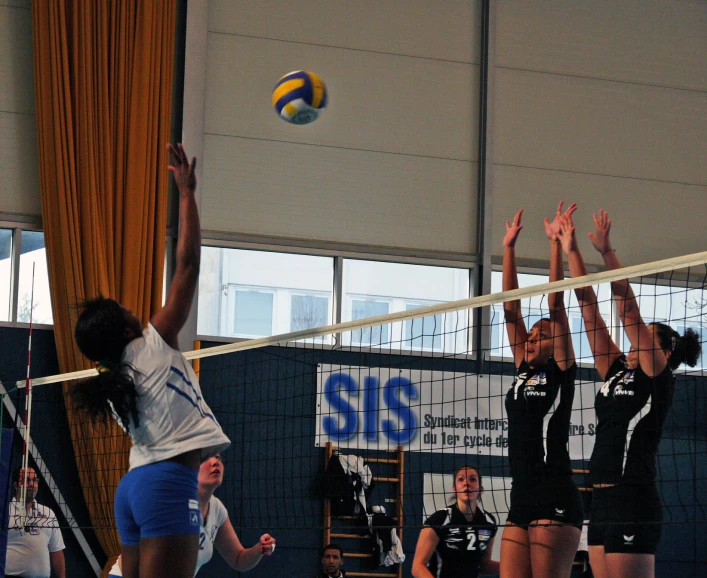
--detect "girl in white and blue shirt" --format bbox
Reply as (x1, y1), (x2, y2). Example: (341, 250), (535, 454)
(73, 144), (230, 578)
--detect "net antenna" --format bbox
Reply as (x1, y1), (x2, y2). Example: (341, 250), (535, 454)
(19, 263), (36, 528)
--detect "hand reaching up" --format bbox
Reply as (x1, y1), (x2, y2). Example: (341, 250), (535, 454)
(589, 209), (613, 255)
(556, 213), (579, 256)
(168, 143), (197, 193)
(544, 201), (577, 242)
(503, 209), (524, 248)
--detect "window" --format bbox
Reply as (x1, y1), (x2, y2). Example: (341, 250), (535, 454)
(232, 289), (274, 337)
(404, 304), (443, 351)
(342, 259), (470, 353)
(350, 298), (390, 346)
(0, 228), (53, 325)
(17, 231), (53, 324)
(197, 248), (333, 339)
(291, 294), (329, 332)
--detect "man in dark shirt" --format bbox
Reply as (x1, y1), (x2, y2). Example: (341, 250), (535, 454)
(316, 544), (345, 578)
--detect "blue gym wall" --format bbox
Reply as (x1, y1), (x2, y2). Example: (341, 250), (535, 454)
(0, 326), (703, 577)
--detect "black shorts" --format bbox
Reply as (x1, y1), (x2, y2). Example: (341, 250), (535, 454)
(588, 484), (662, 554)
(507, 476), (583, 528)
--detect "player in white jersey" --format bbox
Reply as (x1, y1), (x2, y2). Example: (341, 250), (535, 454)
(73, 144), (230, 578)
(108, 454), (275, 577)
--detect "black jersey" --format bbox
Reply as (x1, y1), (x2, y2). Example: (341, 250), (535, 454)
(505, 358), (576, 482)
(590, 356), (674, 485)
(424, 504), (497, 578)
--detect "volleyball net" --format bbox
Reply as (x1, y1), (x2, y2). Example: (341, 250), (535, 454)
(2, 251), (706, 572)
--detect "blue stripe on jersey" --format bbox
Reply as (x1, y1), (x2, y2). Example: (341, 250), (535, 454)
(166, 383), (216, 422)
(167, 366), (215, 422)
(170, 366), (202, 400)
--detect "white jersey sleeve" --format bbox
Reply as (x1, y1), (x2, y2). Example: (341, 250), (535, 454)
(195, 496), (230, 575)
(121, 324), (230, 469)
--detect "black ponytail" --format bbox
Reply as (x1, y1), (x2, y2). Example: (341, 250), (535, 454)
(679, 327), (702, 368)
(70, 365), (139, 431)
(72, 296), (140, 432)
(650, 323), (703, 369)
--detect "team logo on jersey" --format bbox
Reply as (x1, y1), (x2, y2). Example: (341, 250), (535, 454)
(526, 372), (546, 387)
(25, 523), (40, 535)
(524, 386), (547, 398)
(623, 534), (635, 545)
(445, 528), (463, 550)
(613, 383), (635, 397)
(621, 371), (635, 385)
(478, 529), (492, 540)
(189, 499), (200, 527)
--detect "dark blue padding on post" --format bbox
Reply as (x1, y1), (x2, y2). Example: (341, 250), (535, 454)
(0, 428), (14, 576)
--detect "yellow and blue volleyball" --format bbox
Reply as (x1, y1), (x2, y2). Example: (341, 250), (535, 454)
(272, 70), (327, 125)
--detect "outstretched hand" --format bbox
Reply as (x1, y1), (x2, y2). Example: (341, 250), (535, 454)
(503, 209), (524, 248)
(544, 200), (577, 242)
(168, 143), (197, 193)
(556, 213), (578, 256)
(589, 209), (612, 254)
(260, 534), (276, 556)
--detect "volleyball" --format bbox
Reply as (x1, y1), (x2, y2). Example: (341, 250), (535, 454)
(272, 70), (327, 125)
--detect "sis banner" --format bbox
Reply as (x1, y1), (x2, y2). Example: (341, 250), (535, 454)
(315, 365), (598, 460)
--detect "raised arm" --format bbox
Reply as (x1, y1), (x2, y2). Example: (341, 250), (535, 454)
(151, 143), (200, 349)
(214, 519), (275, 571)
(544, 201), (577, 370)
(588, 210), (667, 377)
(557, 213), (622, 379)
(503, 210), (528, 368)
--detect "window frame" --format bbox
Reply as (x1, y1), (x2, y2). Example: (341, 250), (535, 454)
(225, 284), (277, 339)
(0, 221), (53, 328)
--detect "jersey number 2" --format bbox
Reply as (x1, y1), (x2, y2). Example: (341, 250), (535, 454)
(466, 531), (477, 550)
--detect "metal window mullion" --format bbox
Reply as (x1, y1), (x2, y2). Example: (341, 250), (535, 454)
(333, 256), (343, 347)
(473, 0), (496, 369)
(10, 228), (22, 322)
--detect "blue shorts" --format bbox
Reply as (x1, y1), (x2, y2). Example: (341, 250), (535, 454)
(114, 461), (200, 546)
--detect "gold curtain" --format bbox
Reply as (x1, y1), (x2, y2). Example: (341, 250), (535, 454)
(31, 1), (177, 574)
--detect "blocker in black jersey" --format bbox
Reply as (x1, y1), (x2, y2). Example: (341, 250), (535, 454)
(424, 504), (497, 578)
(505, 357), (577, 482)
(589, 355), (675, 486)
